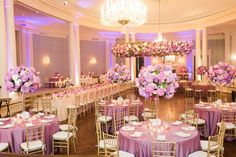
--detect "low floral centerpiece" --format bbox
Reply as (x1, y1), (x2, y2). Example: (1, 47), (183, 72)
(176, 66), (188, 74)
(136, 65), (179, 99)
(106, 64), (131, 83)
(208, 62), (235, 86)
(5, 66), (41, 93)
(197, 65), (208, 76)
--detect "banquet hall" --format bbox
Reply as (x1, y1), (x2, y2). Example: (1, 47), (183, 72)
(1, 0), (236, 157)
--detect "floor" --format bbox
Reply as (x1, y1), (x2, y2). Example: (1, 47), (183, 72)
(66, 89), (236, 157)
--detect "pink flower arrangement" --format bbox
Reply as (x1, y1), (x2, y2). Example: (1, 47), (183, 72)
(208, 62), (236, 86)
(177, 66), (188, 74)
(136, 65), (179, 99)
(5, 66), (41, 93)
(197, 65), (208, 76)
(106, 64), (131, 83)
(112, 41), (193, 57)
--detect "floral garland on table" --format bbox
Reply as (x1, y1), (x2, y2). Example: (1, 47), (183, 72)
(197, 65), (208, 76)
(106, 64), (131, 83)
(5, 66), (41, 93)
(136, 65), (179, 99)
(176, 66), (188, 74)
(208, 62), (236, 86)
(112, 41), (193, 57)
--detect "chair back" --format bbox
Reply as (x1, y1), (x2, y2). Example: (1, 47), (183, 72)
(102, 132), (117, 155)
(95, 120), (102, 144)
(217, 122), (226, 147)
(113, 110), (125, 133)
(221, 111), (235, 123)
(185, 112), (199, 129)
(75, 94), (81, 108)
(41, 98), (51, 113)
(184, 97), (194, 111)
(95, 102), (107, 118)
(151, 141), (176, 157)
(25, 125), (44, 152)
(67, 108), (77, 135)
(128, 104), (139, 117)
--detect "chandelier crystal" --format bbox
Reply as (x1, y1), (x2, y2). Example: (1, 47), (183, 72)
(100, 0), (147, 27)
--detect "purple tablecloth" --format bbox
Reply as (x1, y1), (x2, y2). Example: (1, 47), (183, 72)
(119, 122), (201, 157)
(0, 115), (59, 154)
(195, 103), (236, 137)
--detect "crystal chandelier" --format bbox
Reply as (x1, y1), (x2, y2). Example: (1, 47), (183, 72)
(100, 0), (147, 27)
(154, 0), (165, 42)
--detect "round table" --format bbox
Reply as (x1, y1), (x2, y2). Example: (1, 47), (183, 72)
(104, 100), (144, 119)
(0, 114), (59, 154)
(119, 121), (201, 157)
(195, 102), (236, 136)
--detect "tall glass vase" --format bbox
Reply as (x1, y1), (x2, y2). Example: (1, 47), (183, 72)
(153, 95), (160, 118)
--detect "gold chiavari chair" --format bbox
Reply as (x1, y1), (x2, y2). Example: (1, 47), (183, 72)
(180, 98), (194, 121)
(124, 104), (139, 123)
(185, 111), (206, 135)
(20, 125), (45, 154)
(52, 108), (77, 155)
(217, 111), (236, 138)
(41, 98), (52, 114)
(201, 122), (226, 157)
(113, 109), (125, 135)
(102, 132), (134, 157)
(194, 85), (203, 100)
(75, 94), (83, 116)
(142, 110), (157, 121)
(96, 120), (106, 156)
(95, 102), (112, 133)
(30, 98), (40, 113)
(151, 141), (176, 157)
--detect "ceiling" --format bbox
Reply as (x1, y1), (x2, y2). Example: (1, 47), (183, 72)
(14, 1), (236, 40)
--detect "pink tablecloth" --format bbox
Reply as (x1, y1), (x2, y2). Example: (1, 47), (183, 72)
(195, 103), (236, 136)
(0, 115), (59, 154)
(191, 84), (215, 97)
(119, 122), (201, 157)
(105, 100), (144, 119)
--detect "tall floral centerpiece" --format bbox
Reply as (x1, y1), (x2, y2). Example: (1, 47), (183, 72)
(5, 66), (41, 110)
(208, 62), (236, 98)
(106, 64), (131, 83)
(197, 65), (208, 83)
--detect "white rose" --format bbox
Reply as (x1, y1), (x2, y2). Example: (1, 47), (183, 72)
(12, 74), (19, 81)
(24, 82), (31, 87)
(15, 79), (22, 86)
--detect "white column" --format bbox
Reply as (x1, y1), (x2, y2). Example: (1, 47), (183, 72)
(202, 28), (207, 66)
(225, 32), (231, 64)
(195, 29), (202, 81)
(105, 40), (110, 70)
(4, 0), (17, 69)
(0, 0), (8, 97)
(125, 32), (130, 69)
(130, 33), (136, 80)
(69, 23), (81, 86)
(18, 29), (34, 67)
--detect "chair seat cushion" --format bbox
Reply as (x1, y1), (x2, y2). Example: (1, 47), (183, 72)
(59, 124), (76, 131)
(111, 150), (134, 157)
(208, 90), (216, 92)
(98, 139), (117, 149)
(188, 151), (216, 157)
(217, 122), (236, 129)
(53, 131), (73, 141)
(98, 115), (112, 123)
(200, 140), (219, 151)
(144, 107), (150, 112)
(124, 115), (139, 122)
(20, 140), (44, 152)
(195, 90), (203, 92)
(0, 143), (8, 152)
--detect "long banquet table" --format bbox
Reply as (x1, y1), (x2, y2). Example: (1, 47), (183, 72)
(0, 114), (59, 154)
(119, 121), (201, 157)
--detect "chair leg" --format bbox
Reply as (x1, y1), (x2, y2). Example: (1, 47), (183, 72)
(73, 137), (76, 152)
(52, 140), (54, 155)
(67, 141), (70, 155)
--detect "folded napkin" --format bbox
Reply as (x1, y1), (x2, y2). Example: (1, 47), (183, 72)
(122, 126), (135, 131)
(181, 126), (195, 131)
(0, 123), (14, 129)
(214, 99), (222, 106)
(130, 131), (143, 137)
(170, 121), (182, 125)
(44, 115), (55, 119)
(40, 119), (53, 123)
(175, 132), (191, 137)
(157, 135), (166, 141)
(108, 104), (116, 107)
(0, 117), (10, 122)
(150, 118), (161, 127)
(131, 122), (142, 126)
(25, 123), (34, 127)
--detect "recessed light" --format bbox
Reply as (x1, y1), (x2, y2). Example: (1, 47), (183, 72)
(63, 1), (68, 5)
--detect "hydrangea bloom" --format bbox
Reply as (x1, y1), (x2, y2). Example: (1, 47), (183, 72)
(208, 62), (236, 86)
(106, 64), (131, 83)
(136, 65), (179, 99)
(5, 66), (41, 93)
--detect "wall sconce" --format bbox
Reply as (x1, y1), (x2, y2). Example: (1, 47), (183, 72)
(232, 54), (236, 60)
(42, 56), (50, 65)
(89, 57), (97, 65)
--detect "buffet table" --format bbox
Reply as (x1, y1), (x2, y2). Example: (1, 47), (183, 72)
(119, 121), (201, 157)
